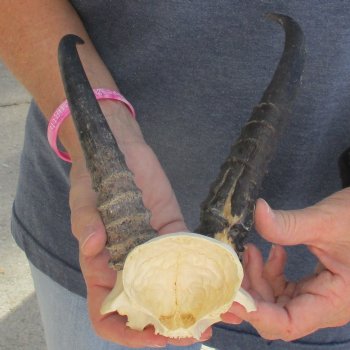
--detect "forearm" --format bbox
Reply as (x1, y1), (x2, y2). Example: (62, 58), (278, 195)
(0, 0), (141, 161)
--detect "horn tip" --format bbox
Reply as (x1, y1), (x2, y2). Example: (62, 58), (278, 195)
(59, 34), (85, 50)
(264, 12), (292, 26)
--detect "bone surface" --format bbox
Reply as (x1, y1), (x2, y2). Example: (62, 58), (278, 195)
(101, 232), (256, 339)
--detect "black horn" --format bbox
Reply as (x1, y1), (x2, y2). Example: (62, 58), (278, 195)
(58, 35), (157, 270)
(196, 14), (306, 252)
(58, 13), (305, 267)
(339, 147), (350, 188)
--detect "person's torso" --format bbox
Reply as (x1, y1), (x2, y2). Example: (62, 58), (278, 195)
(13, 2), (350, 348)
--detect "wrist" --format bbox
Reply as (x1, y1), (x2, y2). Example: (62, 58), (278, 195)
(49, 89), (140, 162)
(57, 116), (84, 163)
(100, 100), (145, 152)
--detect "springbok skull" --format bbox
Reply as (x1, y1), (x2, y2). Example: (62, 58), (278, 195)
(58, 13), (305, 339)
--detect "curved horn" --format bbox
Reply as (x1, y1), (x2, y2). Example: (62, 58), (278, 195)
(196, 14), (306, 252)
(58, 35), (157, 270)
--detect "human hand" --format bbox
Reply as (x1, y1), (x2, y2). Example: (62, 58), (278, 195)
(69, 103), (211, 347)
(226, 188), (350, 341)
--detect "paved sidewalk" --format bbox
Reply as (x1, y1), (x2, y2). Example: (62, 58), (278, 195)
(0, 61), (46, 350)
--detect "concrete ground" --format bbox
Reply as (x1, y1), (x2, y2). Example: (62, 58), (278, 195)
(0, 61), (46, 349)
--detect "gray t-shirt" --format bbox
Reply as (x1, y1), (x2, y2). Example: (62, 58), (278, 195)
(11, 1), (350, 349)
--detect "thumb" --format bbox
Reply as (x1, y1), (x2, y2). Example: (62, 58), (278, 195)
(71, 205), (107, 257)
(69, 170), (107, 257)
(69, 160), (107, 257)
(254, 198), (325, 246)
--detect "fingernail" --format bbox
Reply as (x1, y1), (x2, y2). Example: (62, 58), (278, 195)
(148, 337), (167, 348)
(200, 328), (212, 341)
(268, 244), (276, 261)
(151, 342), (167, 348)
(260, 198), (275, 219)
(81, 228), (97, 252)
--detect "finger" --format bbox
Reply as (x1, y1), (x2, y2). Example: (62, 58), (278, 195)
(309, 246), (350, 277)
(251, 297), (321, 341)
(81, 252), (210, 347)
(84, 264), (167, 348)
(71, 204), (107, 257)
(220, 312), (243, 324)
(262, 245), (288, 297)
(167, 328), (211, 346)
(231, 276), (350, 342)
(254, 198), (326, 246)
(149, 180), (186, 235)
(200, 327), (213, 341)
(275, 295), (292, 306)
(293, 270), (350, 327)
(124, 144), (187, 234)
(314, 262), (325, 274)
(88, 284), (168, 348)
(241, 274), (251, 291)
(69, 171), (106, 256)
(294, 269), (345, 302)
(80, 249), (116, 288)
(230, 295), (322, 341)
(155, 191), (188, 234)
(244, 244), (275, 302)
(89, 276), (209, 348)
(241, 246), (251, 290)
(90, 295), (168, 348)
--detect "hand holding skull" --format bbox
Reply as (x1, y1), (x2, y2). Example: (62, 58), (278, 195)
(227, 190), (350, 341)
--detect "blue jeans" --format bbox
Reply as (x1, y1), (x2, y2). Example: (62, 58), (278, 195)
(29, 263), (203, 350)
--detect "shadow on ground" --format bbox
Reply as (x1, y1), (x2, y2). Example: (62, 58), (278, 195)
(0, 293), (46, 350)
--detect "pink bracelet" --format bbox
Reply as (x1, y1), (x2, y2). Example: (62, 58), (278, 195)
(47, 88), (136, 163)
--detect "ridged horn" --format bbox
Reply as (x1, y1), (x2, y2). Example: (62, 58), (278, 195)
(196, 14), (306, 252)
(58, 35), (157, 270)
